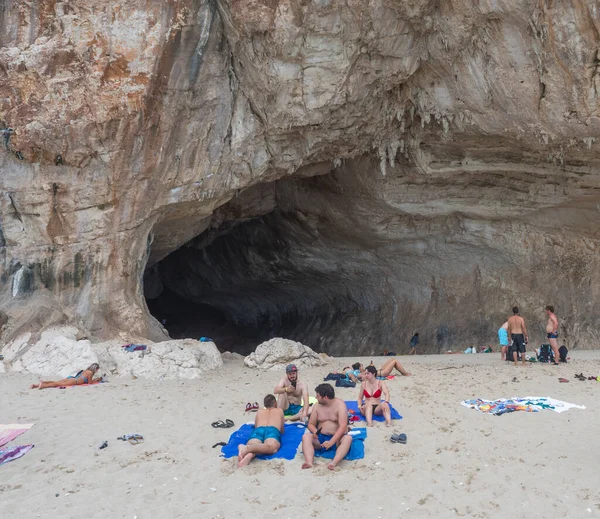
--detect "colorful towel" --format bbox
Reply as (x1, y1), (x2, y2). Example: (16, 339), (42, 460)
(0, 444), (34, 466)
(345, 401), (402, 422)
(220, 423), (305, 460)
(313, 427), (367, 461)
(0, 424), (34, 448)
(57, 381), (103, 389)
(461, 396), (586, 416)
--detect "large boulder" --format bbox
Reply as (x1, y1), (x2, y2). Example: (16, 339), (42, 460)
(1, 331), (222, 380)
(244, 337), (327, 371)
(3, 326), (98, 378)
(96, 339), (222, 380)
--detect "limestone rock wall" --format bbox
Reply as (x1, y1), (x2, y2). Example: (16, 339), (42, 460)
(1, 1), (600, 352)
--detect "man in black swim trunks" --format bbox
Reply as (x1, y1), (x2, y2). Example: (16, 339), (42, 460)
(507, 306), (528, 367)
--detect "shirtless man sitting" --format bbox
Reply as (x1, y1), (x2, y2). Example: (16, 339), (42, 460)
(507, 306), (528, 367)
(301, 383), (353, 471)
(545, 305), (560, 365)
(274, 364), (309, 422)
(237, 394), (284, 468)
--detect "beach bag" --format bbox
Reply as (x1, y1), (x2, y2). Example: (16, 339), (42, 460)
(537, 344), (553, 363)
(335, 378), (356, 388)
(559, 345), (568, 363)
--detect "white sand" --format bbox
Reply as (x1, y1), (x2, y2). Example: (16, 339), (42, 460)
(1, 352), (599, 518)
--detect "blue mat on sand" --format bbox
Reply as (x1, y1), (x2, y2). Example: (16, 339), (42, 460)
(220, 423), (305, 460)
(345, 401), (402, 422)
(313, 427), (367, 460)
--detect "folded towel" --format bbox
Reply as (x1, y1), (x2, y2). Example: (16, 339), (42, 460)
(220, 423), (305, 460)
(345, 401), (402, 421)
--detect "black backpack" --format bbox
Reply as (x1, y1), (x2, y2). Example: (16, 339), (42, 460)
(335, 378), (356, 388)
(559, 345), (568, 363)
(538, 344), (554, 363)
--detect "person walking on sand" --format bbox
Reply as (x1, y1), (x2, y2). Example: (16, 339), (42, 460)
(30, 364), (101, 389)
(358, 365), (392, 426)
(274, 364), (309, 422)
(507, 307), (528, 367)
(545, 305), (560, 365)
(237, 394), (284, 468)
(409, 333), (419, 355)
(498, 322), (509, 361)
(301, 383), (353, 471)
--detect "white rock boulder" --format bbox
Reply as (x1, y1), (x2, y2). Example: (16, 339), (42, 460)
(244, 337), (327, 371)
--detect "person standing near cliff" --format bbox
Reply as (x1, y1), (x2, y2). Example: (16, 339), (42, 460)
(545, 305), (560, 365)
(409, 333), (419, 355)
(507, 307), (528, 367)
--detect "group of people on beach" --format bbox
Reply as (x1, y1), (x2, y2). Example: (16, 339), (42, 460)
(497, 305), (560, 366)
(237, 359), (411, 470)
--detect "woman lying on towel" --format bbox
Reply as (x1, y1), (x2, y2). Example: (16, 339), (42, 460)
(30, 363), (102, 389)
(371, 357), (411, 377)
(358, 366), (392, 426)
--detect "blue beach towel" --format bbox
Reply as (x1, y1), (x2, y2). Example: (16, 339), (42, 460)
(220, 423), (305, 460)
(345, 401), (402, 422)
(313, 428), (367, 461)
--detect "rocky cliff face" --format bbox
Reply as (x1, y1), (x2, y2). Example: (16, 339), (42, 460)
(1, 1), (600, 354)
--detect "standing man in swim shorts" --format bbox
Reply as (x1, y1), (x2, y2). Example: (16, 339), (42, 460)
(507, 307), (528, 367)
(274, 364), (310, 422)
(238, 394), (284, 468)
(301, 383), (353, 471)
(545, 305), (560, 365)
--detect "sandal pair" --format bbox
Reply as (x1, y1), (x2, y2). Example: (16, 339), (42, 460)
(245, 402), (259, 412)
(211, 419), (234, 429)
(390, 433), (407, 444)
(117, 434), (144, 445)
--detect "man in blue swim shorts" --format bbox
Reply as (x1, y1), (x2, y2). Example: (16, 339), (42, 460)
(274, 364), (310, 422)
(238, 394), (284, 468)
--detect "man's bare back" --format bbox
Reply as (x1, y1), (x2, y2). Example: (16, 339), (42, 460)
(507, 315), (526, 335)
(255, 407), (284, 432)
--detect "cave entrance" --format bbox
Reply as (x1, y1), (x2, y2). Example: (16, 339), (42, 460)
(143, 165), (388, 356)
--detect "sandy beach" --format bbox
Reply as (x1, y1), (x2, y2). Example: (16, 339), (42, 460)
(1, 352), (599, 519)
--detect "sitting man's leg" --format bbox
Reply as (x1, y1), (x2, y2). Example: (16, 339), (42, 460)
(328, 435), (353, 471)
(301, 431), (319, 469)
(277, 392), (290, 412)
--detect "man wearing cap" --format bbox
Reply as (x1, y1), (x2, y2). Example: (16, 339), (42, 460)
(274, 364), (310, 422)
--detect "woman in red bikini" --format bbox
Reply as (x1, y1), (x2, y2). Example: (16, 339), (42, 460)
(357, 365), (392, 426)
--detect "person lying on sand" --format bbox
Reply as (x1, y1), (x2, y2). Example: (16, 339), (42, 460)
(274, 364), (310, 421)
(358, 365), (392, 426)
(370, 357), (411, 377)
(301, 383), (352, 471)
(30, 363), (101, 389)
(342, 362), (364, 383)
(237, 394), (284, 468)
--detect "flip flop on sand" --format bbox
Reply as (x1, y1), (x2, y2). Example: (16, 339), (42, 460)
(117, 434), (144, 445)
(211, 419), (235, 429)
(212, 442), (227, 448)
(558, 378), (569, 383)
